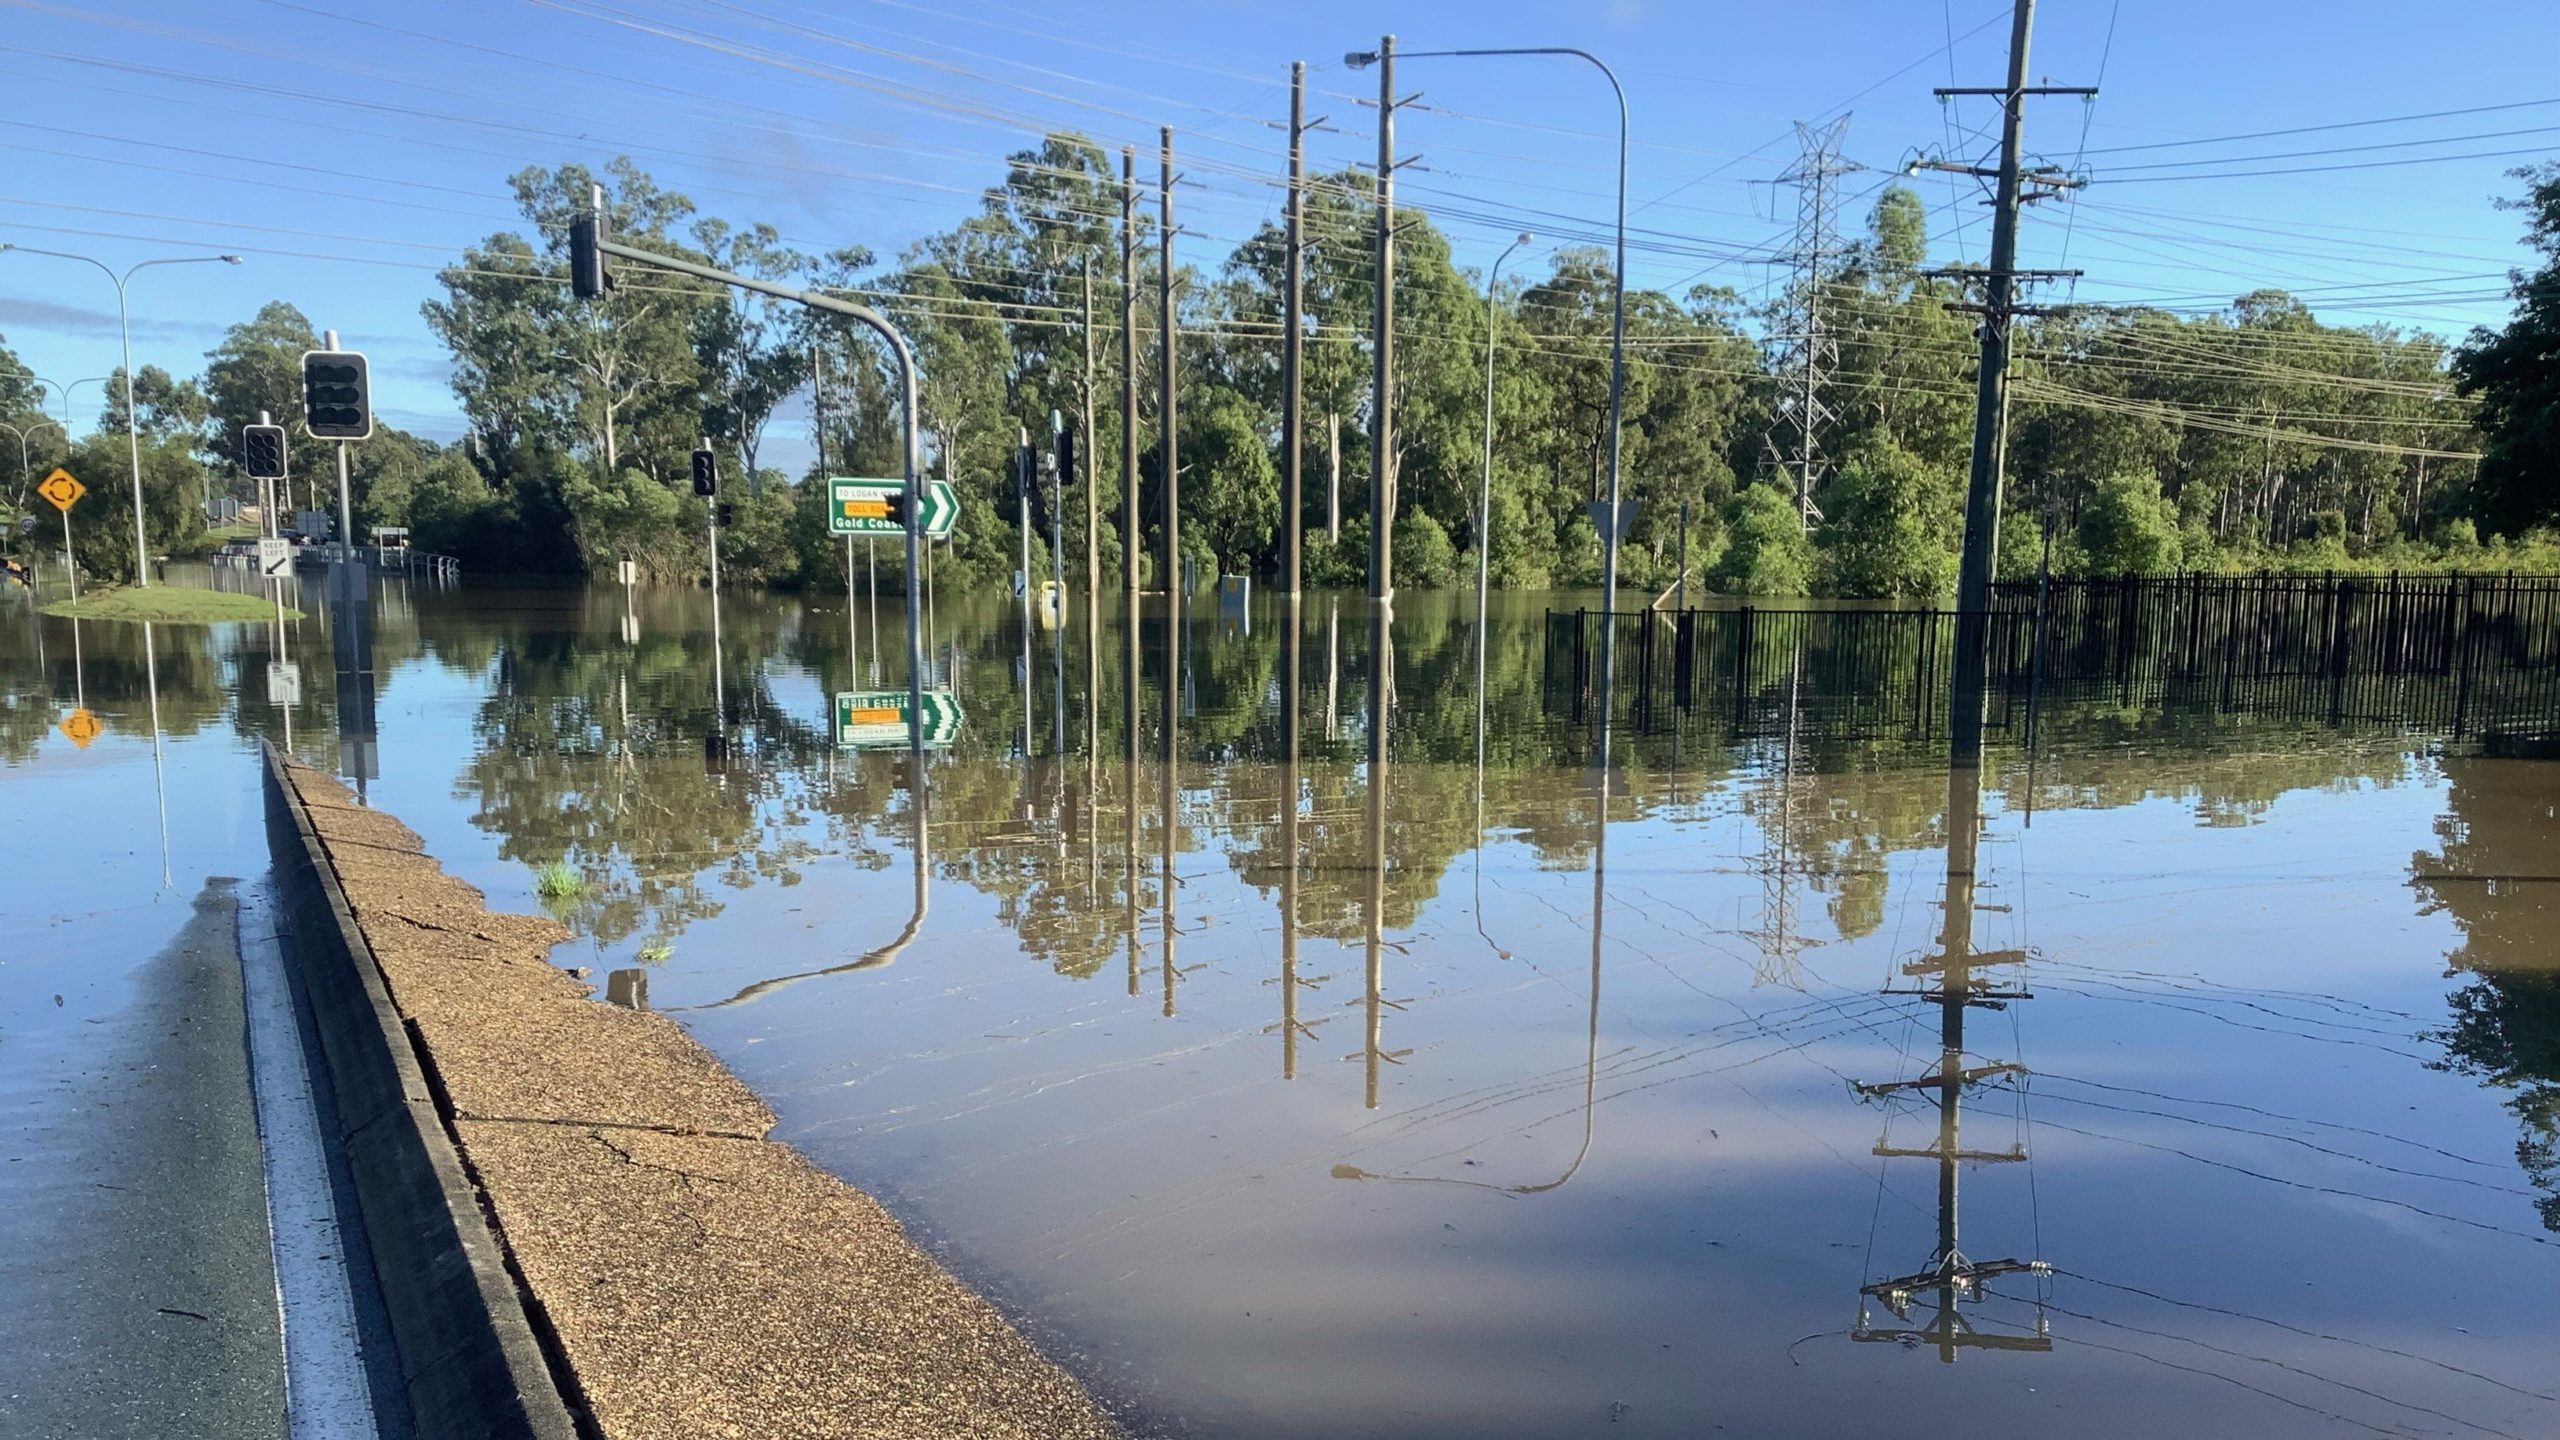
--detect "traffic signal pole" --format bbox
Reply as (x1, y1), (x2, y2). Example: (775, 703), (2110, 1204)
(578, 189), (929, 753)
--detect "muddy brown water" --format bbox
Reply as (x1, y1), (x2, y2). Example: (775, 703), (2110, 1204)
(5, 570), (2554, 1439)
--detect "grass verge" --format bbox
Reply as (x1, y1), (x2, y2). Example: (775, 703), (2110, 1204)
(41, 586), (303, 623)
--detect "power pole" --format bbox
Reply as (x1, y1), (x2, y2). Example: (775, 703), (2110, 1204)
(1765, 116), (1856, 530)
(1930, 0), (2093, 761)
(1121, 147), (1141, 602)
(1082, 261), (1098, 613)
(1281, 60), (1311, 598)
(1368, 33), (1402, 601)
(1159, 126), (1180, 615)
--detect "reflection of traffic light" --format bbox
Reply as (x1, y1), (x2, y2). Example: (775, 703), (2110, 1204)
(301, 351), (372, 439)
(716, 502), (736, 528)
(242, 423), (288, 479)
(691, 448), (717, 497)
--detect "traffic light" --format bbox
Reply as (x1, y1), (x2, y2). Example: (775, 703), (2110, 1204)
(569, 208), (610, 300)
(1056, 423), (1077, 488)
(242, 423), (288, 480)
(300, 351), (372, 439)
(691, 448), (718, 497)
(716, 502), (737, 528)
(840, 490), (909, 525)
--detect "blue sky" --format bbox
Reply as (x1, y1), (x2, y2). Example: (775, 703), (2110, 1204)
(3, 0), (2552, 476)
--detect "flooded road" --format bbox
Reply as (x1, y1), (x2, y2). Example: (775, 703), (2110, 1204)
(4, 572), (2554, 1438)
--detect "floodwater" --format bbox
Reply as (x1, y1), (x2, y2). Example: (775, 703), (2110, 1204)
(4, 568), (2555, 1439)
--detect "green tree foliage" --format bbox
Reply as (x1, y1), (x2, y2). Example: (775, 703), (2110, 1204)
(1717, 484), (1815, 596)
(2454, 163), (2560, 537)
(2076, 472), (2184, 576)
(14, 151), (2536, 595)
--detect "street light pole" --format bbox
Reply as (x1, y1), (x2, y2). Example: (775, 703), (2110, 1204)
(0, 246), (242, 587)
(1478, 231), (1532, 719)
(1344, 45), (1629, 622)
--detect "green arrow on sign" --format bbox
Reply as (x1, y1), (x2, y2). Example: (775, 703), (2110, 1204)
(834, 688), (965, 750)
(827, 477), (958, 540)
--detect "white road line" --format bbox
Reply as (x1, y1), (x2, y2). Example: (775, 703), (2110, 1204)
(238, 881), (381, 1440)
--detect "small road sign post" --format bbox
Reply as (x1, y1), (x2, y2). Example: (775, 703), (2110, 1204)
(38, 467), (84, 605)
(827, 477), (958, 540)
(834, 689), (964, 751)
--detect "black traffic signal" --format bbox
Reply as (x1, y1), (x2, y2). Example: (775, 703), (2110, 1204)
(242, 423), (288, 480)
(301, 351), (372, 440)
(691, 448), (718, 497)
(569, 209), (610, 300)
(716, 502), (737, 528)
(1056, 424), (1077, 487)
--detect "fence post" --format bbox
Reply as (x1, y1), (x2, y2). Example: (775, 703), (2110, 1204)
(1733, 604), (1753, 734)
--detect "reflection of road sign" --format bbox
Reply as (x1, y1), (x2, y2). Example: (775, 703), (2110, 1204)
(256, 536), (294, 578)
(833, 688), (964, 750)
(36, 468), (84, 512)
(57, 707), (101, 748)
(827, 477), (958, 539)
(267, 660), (302, 706)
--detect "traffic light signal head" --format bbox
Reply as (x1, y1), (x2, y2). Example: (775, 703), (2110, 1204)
(570, 209), (610, 300)
(242, 423), (288, 480)
(1056, 425), (1077, 487)
(716, 502), (737, 529)
(301, 351), (373, 440)
(691, 448), (718, 497)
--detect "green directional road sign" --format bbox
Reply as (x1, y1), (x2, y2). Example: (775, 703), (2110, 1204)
(827, 477), (958, 539)
(834, 688), (965, 750)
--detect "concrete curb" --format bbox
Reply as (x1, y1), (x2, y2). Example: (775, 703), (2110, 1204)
(260, 741), (583, 1440)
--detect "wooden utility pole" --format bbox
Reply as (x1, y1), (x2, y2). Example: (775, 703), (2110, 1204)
(1083, 260), (1098, 611)
(1160, 127), (1180, 612)
(1935, 0), (2093, 760)
(1282, 60), (1310, 597)
(1368, 34), (1399, 601)
(1121, 147), (1140, 603)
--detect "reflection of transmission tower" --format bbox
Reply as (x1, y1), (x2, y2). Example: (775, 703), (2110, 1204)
(1763, 117), (1857, 530)
(1742, 652), (1814, 989)
(1851, 767), (2051, 1362)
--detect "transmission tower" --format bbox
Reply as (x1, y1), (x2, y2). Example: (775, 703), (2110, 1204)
(1763, 116), (1857, 530)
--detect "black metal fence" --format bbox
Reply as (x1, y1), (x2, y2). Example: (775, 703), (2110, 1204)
(1543, 572), (2560, 745)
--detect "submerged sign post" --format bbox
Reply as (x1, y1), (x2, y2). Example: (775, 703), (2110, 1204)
(827, 477), (957, 540)
(834, 689), (963, 751)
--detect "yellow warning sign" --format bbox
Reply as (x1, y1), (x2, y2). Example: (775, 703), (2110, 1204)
(58, 707), (101, 748)
(36, 467), (85, 513)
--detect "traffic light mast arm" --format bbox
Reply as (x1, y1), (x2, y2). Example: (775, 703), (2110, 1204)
(583, 201), (930, 755)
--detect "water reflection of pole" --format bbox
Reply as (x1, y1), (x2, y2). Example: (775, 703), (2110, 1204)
(1124, 570), (1141, 998)
(1160, 591), (1179, 1018)
(678, 753), (931, 1008)
(1363, 597), (1396, 1108)
(143, 619), (172, 889)
(1279, 595), (1303, 1078)
(1852, 743), (2048, 1361)
(1343, 656), (1603, 1191)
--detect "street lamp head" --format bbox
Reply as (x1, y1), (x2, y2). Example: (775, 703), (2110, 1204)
(1517, 232), (1535, 246)
(1344, 51), (1378, 69)
(219, 255), (244, 265)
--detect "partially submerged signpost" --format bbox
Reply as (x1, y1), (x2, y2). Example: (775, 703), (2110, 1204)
(833, 689), (964, 751)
